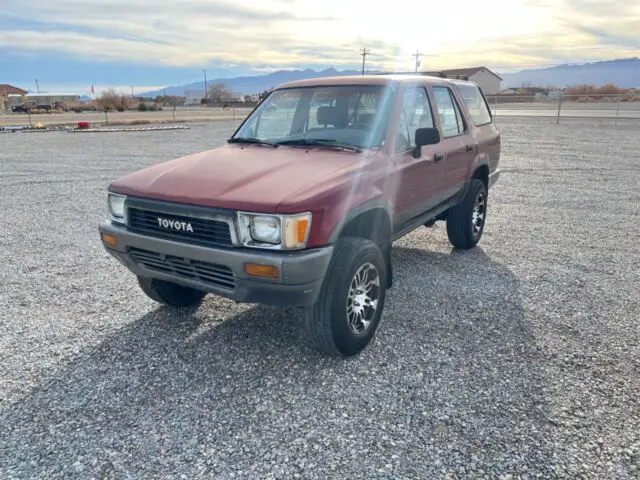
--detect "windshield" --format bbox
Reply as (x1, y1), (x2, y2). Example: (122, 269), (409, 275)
(232, 85), (394, 149)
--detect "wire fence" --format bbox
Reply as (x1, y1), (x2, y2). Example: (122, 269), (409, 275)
(484, 93), (640, 122)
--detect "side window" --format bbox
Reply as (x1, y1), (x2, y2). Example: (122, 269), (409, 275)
(433, 87), (465, 137)
(396, 87), (434, 152)
(457, 83), (492, 126)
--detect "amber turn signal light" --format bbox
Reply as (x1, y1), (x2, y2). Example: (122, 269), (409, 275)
(244, 263), (279, 279)
(101, 232), (117, 247)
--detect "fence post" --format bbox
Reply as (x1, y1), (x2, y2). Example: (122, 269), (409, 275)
(615, 97), (620, 126)
(27, 108), (33, 128)
(556, 97), (562, 124)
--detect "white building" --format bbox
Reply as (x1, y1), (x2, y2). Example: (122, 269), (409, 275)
(438, 66), (503, 94)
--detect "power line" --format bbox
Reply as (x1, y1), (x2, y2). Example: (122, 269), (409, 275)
(359, 47), (371, 75)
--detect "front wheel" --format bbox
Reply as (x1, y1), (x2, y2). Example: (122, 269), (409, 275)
(304, 237), (387, 357)
(446, 179), (488, 249)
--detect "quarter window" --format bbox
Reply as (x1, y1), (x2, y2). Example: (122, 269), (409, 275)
(433, 87), (465, 137)
(396, 87), (434, 152)
(456, 83), (492, 126)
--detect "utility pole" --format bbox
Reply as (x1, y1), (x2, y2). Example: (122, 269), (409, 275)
(35, 79), (40, 93)
(412, 50), (423, 73)
(202, 69), (208, 103)
(131, 86), (134, 98)
(360, 47), (370, 75)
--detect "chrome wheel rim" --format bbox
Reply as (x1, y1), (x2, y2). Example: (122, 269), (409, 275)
(346, 263), (380, 334)
(472, 191), (486, 236)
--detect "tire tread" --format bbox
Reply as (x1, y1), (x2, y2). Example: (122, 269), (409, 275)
(304, 237), (385, 356)
(446, 179), (486, 249)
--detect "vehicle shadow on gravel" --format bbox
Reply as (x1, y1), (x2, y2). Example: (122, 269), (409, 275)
(1, 243), (556, 478)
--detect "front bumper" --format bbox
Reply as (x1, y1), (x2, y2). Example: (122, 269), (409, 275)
(99, 222), (333, 306)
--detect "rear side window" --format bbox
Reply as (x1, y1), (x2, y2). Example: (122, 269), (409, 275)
(456, 83), (492, 126)
(432, 87), (465, 137)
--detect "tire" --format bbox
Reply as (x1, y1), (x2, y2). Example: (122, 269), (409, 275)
(304, 237), (387, 357)
(137, 276), (206, 307)
(446, 179), (488, 249)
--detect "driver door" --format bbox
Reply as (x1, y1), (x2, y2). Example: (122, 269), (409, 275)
(391, 85), (444, 229)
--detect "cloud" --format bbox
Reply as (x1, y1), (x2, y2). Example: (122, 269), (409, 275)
(0, 0), (638, 73)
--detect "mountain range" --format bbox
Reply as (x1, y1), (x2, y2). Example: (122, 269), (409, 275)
(500, 58), (639, 89)
(140, 67), (364, 97)
(139, 58), (640, 97)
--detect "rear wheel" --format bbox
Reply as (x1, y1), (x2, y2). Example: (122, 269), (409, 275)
(304, 237), (387, 357)
(137, 276), (206, 307)
(446, 179), (487, 249)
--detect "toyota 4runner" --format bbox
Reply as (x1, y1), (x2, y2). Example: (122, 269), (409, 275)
(99, 74), (500, 357)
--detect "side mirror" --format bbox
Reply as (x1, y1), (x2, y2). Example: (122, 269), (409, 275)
(415, 127), (440, 146)
(412, 127), (440, 158)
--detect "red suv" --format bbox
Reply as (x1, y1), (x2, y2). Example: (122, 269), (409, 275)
(99, 74), (500, 356)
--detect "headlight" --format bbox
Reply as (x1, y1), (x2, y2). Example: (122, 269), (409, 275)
(238, 212), (311, 250)
(108, 193), (126, 223)
(251, 215), (281, 244)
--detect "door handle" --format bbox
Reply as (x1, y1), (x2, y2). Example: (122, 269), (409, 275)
(434, 153), (444, 162)
(466, 144), (474, 152)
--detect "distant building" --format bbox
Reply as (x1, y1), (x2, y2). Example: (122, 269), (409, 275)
(185, 89), (205, 105)
(436, 67), (503, 94)
(26, 93), (80, 105)
(0, 84), (28, 112)
(547, 90), (564, 100)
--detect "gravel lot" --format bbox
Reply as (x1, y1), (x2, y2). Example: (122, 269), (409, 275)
(0, 106), (254, 127)
(1, 117), (639, 479)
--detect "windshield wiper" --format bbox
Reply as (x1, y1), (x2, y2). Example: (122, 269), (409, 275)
(227, 137), (279, 148)
(276, 139), (362, 153)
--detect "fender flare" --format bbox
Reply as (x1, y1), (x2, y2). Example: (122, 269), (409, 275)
(328, 199), (394, 245)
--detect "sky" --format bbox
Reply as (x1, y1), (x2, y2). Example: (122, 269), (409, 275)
(1, 0), (638, 94)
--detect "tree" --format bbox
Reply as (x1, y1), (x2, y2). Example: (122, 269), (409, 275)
(96, 89), (132, 111)
(207, 83), (232, 104)
(258, 89), (271, 101)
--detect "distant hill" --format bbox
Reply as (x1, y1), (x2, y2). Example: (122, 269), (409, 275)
(139, 67), (364, 97)
(500, 58), (640, 89)
(138, 58), (640, 98)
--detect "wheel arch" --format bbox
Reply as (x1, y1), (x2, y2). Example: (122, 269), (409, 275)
(329, 202), (393, 249)
(329, 202), (394, 288)
(472, 164), (490, 191)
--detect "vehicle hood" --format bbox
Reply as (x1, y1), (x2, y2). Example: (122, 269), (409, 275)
(109, 144), (370, 212)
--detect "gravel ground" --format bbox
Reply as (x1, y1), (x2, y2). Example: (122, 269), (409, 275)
(0, 106), (254, 127)
(1, 117), (639, 479)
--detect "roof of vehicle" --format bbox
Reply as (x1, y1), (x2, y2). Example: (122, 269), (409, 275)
(276, 74), (478, 90)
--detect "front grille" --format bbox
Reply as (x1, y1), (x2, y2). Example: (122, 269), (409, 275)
(129, 248), (235, 290)
(128, 208), (233, 248)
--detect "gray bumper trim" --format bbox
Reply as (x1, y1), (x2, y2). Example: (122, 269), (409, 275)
(99, 222), (333, 306)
